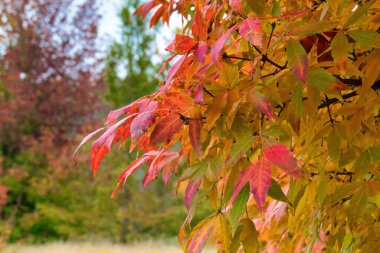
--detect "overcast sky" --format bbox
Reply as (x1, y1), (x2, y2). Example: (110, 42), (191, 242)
(97, 0), (181, 58)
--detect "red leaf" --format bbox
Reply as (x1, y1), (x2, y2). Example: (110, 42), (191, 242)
(165, 34), (198, 55)
(250, 92), (274, 121)
(211, 23), (240, 67)
(112, 155), (151, 198)
(229, 168), (251, 206)
(150, 113), (183, 145)
(130, 101), (158, 140)
(91, 117), (130, 176)
(134, 1), (158, 20)
(189, 107), (202, 159)
(249, 159), (271, 211)
(91, 144), (109, 177)
(185, 179), (202, 210)
(239, 19), (263, 47)
(263, 144), (303, 177)
(192, 7), (208, 41)
(194, 42), (209, 63)
(149, 5), (164, 28)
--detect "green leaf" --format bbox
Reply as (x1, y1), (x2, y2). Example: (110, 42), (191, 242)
(286, 38), (308, 82)
(268, 178), (291, 205)
(354, 150), (370, 177)
(214, 213), (232, 252)
(229, 185), (250, 233)
(247, 0), (266, 15)
(347, 30), (380, 49)
(231, 218), (258, 253)
(327, 128), (341, 162)
(292, 81), (303, 118)
(221, 64), (239, 88)
(227, 129), (254, 167)
(368, 147), (380, 164)
(307, 68), (336, 92)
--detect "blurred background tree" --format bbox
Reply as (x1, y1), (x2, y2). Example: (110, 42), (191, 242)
(104, 0), (159, 107)
(0, 0), (104, 244)
(0, 0), (199, 246)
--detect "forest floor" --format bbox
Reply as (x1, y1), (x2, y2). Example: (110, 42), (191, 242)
(2, 241), (216, 253)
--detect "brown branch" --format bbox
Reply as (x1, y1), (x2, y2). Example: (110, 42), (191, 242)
(203, 87), (214, 97)
(252, 45), (287, 70)
(318, 91), (358, 109)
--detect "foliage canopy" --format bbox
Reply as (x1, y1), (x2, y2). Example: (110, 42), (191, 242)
(84, 0), (380, 252)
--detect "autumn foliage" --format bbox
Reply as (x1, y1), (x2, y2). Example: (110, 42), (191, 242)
(83, 0), (380, 252)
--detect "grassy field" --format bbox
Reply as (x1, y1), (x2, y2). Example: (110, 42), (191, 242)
(2, 241), (216, 253)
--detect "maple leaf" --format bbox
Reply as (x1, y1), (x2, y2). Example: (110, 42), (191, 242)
(130, 101), (158, 140)
(263, 144), (303, 177)
(194, 42), (210, 64)
(112, 155), (151, 198)
(211, 23), (240, 66)
(249, 92), (275, 121)
(286, 38), (308, 82)
(134, 1), (159, 20)
(239, 19), (263, 47)
(185, 179), (202, 210)
(189, 107), (203, 158)
(150, 112), (183, 145)
(166, 34), (198, 54)
(249, 159), (271, 211)
(186, 217), (214, 253)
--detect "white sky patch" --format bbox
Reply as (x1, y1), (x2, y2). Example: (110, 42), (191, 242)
(98, 0), (183, 64)
(352, 4), (359, 12)
(97, 0), (123, 50)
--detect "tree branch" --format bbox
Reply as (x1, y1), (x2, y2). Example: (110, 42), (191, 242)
(318, 91), (358, 109)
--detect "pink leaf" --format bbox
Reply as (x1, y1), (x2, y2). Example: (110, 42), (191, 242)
(73, 127), (106, 160)
(239, 19), (263, 47)
(185, 180), (202, 210)
(194, 42), (209, 63)
(130, 101), (158, 140)
(250, 92), (274, 121)
(263, 144), (303, 177)
(211, 23), (240, 67)
(107, 105), (131, 125)
(194, 83), (204, 104)
(142, 149), (166, 189)
(249, 159), (271, 211)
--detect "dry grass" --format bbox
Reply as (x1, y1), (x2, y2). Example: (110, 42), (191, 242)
(3, 241), (216, 253)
